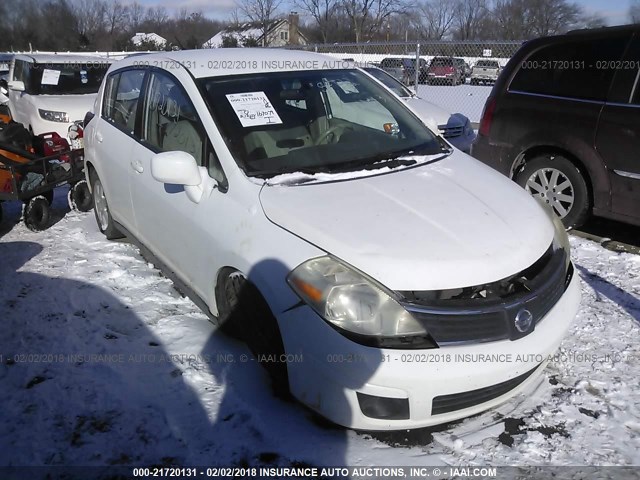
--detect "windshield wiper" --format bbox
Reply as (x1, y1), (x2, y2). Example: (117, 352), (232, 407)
(322, 143), (442, 173)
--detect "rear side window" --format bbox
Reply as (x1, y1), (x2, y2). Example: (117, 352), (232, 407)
(102, 69), (145, 133)
(510, 34), (631, 101)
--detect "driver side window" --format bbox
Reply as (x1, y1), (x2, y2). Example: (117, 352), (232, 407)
(142, 71), (205, 166)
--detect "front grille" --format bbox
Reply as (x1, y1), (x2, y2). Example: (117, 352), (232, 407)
(398, 246), (572, 345)
(439, 125), (464, 138)
(431, 364), (541, 415)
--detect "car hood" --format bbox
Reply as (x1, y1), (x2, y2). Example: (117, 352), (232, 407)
(29, 94), (98, 121)
(403, 97), (450, 127)
(259, 152), (554, 291)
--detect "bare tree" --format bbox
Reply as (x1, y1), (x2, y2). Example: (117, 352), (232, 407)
(146, 6), (169, 26)
(527, 0), (581, 36)
(453, 0), (490, 40)
(415, 0), (456, 39)
(630, 0), (640, 23)
(128, 1), (145, 30)
(237, 0), (283, 46)
(104, 0), (129, 36)
(341, 0), (407, 43)
(295, 0), (337, 43)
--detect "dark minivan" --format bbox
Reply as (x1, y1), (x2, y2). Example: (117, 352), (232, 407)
(472, 24), (640, 228)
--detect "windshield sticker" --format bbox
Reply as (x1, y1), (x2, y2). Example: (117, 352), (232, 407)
(41, 69), (61, 86)
(80, 70), (88, 84)
(226, 91), (282, 127)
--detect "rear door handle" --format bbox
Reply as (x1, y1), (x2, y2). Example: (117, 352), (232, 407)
(130, 159), (144, 174)
(95, 132), (103, 143)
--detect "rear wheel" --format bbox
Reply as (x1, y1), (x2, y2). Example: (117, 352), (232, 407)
(516, 155), (590, 228)
(218, 270), (289, 397)
(23, 196), (50, 231)
(89, 170), (123, 239)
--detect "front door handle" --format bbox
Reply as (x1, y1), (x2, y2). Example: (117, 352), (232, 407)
(130, 159), (144, 173)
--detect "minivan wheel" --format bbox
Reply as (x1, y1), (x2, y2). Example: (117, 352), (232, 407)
(89, 170), (123, 239)
(516, 155), (590, 228)
(218, 271), (290, 397)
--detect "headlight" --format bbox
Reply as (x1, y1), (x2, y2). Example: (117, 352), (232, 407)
(39, 109), (69, 123)
(287, 256), (428, 339)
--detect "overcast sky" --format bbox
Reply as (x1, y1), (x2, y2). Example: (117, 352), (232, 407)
(137, 0), (633, 25)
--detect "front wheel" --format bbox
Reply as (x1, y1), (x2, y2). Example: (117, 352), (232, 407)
(89, 170), (123, 239)
(218, 271), (289, 397)
(516, 155), (590, 228)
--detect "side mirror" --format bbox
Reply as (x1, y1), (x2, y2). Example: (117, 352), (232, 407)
(150, 151), (216, 203)
(151, 151), (201, 186)
(8, 80), (25, 92)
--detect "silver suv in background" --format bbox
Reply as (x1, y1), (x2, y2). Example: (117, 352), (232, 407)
(471, 60), (501, 85)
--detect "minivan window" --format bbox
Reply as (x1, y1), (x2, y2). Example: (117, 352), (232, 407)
(200, 69), (446, 178)
(142, 71), (206, 166)
(509, 34), (631, 101)
(28, 62), (109, 95)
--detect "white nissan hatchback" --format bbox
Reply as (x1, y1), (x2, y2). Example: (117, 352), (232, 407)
(85, 49), (580, 430)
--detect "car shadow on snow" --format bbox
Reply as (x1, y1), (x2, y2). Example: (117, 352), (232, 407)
(0, 241), (276, 472)
(0, 241), (364, 475)
(575, 264), (640, 324)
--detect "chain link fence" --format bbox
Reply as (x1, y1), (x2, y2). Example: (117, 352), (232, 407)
(286, 41), (523, 123)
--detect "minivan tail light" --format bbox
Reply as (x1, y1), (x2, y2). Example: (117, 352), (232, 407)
(479, 97), (496, 137)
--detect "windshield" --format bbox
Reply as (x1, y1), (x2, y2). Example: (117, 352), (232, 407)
(199, 69), (447, 179)
(28, 62), (110, 95)
(364, 67), (412, 97)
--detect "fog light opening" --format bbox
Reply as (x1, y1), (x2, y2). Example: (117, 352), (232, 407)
(357, 392), (410, 420)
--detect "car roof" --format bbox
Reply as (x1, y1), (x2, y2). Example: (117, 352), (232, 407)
(566, 23), (638, 36)
(112, 48), (347, 79)
(13, 53), (112, 64)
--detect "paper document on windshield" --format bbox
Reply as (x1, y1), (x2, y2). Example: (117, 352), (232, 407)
(41, 69), (61, 85)
(226, 91), (283, 127)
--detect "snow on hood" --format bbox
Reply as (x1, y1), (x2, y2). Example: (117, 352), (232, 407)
(259, 152), (554, 291)
(265, 153), (446, 186)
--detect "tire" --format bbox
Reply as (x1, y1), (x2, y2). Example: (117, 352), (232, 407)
(89, 169), (123, 239)
(516, 154), (590, 228)
(69, 180), (93, 212)
(217, 270), (289, 397)
(23, 196), (50, 231)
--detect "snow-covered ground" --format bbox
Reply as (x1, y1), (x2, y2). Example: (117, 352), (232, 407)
(0, 189), (639, 470)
